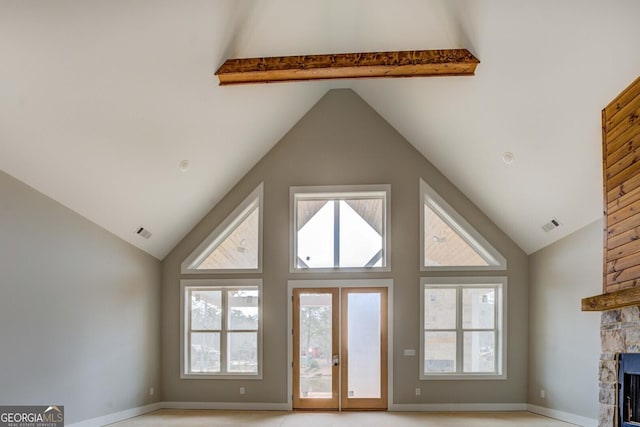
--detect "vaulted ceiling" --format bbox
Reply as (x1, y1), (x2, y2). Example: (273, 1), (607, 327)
(2, 0), (640, 259)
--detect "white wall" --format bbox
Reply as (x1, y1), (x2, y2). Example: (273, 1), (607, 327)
(528, 219), (602, 420)
(0, 171), (162, 424)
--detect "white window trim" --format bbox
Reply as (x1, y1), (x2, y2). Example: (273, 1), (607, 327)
(420, 276), (507, 380)
(289, 184), (391, 273)
(181, 183), (264, 274)
(180, 278), (263, 380)
(419, 179), (506, 271)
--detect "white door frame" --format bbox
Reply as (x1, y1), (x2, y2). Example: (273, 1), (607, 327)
(287, 279), (394, 411)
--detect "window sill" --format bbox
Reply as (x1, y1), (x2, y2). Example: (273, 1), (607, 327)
(420, 265), (507, 272)
(421, 373), (506, 381)
(290, 266), (391, 274)
(181, 373), (262, 380)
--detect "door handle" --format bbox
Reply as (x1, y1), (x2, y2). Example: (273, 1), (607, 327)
(332, 354), (339, 366)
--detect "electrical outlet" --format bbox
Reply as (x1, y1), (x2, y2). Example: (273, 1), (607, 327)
(240, 387), (246, 395)
(415, 388), (421, 396)
(540, 389), (545, 398)
(149, 387), (154, 396)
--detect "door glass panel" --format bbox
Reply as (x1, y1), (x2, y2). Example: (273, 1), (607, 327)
(347, 292), (381, 398)
(299, 293), (333, 399)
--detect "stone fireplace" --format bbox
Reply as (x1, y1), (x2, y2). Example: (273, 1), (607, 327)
(600, 306), (640, 427)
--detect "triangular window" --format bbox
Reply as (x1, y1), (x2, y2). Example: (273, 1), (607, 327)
(420, 179), (506, 270)
(182, 183), (263, 273)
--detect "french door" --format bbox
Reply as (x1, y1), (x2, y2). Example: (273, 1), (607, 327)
(292, 287), (388, 410)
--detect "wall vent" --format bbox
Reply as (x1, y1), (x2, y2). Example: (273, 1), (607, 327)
(542, 218), (560, 232)
(136, 226), (152, 239)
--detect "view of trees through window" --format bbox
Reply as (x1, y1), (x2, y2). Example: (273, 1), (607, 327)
(189, 288), (258, 374)
(298, 293), (332, 398)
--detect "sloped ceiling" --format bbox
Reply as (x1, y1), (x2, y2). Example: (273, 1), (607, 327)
(1, 0), (640, 259)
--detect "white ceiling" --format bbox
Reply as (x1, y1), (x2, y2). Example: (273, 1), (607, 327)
(1, 0), (639, 259)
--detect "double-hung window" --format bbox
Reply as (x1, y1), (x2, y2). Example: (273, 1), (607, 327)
(421, 277), (505, 379)
(181, 279), (262, 379)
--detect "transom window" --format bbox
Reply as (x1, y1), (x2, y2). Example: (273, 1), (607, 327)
(181, 279), (262, 379)
(420, 277), (505, 379)
(291, 185), (390, 271)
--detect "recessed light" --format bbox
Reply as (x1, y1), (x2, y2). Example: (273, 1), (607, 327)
(502, 152), (515, 164)
(179, 160), (190, 172)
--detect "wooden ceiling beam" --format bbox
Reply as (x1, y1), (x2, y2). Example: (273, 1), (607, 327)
(215, 49), (479, 85)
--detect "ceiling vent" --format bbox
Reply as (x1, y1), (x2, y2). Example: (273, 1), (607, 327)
(136, 226), (152, 239)
(542, 218), (561, 232)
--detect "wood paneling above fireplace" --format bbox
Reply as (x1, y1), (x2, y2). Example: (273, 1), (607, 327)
(604, 75), (640, 293)
(583, 75), (640, 311)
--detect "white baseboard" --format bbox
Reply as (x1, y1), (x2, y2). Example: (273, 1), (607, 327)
(527, 404), (597, 427)
(390, 403), (527, 411)
(66, 401), (288, 426)
(162, 401), (290, 411)
(66, 402), (162, 427)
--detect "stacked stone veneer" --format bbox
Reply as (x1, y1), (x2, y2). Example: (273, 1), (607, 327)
(600, 306), (640, 427)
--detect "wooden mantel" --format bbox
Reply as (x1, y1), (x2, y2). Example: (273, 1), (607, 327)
(582, 286), (640, 311)
(215, 49), (479, 85)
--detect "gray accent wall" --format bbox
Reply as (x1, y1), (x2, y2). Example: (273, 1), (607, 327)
(528, 219), (602, 419)
(0, 171), (161, 424)
(162, 89), (529, 405)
